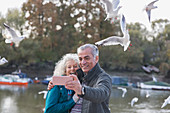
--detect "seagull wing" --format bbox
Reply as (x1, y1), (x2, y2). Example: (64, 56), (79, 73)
(3, 23), (18, 38)
(161, 96), (170, 108)
(112, 0), (120, 10)
(95, 36), (123, 46)
(1, 57), (8, 63)
(131, 97), (138, 107)
(118, 87), (126, 97)
(120, 15), (131, 51)
(120, 14), (126, 34)
(5, 39), (12, 43)
(147, 0), (158, 7)
(146, 10), (151, 22)
(101, 0), (114, 14)
(38, 90), (48, 99)
(161, 101), (168, 108)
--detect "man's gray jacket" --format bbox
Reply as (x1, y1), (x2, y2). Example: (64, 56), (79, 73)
(80, 63), (112, 113)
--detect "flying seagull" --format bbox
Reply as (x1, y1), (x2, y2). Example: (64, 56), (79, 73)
(117, 87), (127, 98)
(0, 57), (8, 65)
(146, 91), (150, 98)
(3, 23), (25, 47)
(101, 0), (122, 21)
(143, 0), (159, 22)
(161, 96), (170, 108)
(152, 74), (157, 82)
(38, 90), (48, 99)
(131, 97), (138, 107)
(38, 90), (48, 112)
(95, 14), (131, 51)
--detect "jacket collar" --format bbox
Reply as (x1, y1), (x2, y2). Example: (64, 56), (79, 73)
(83, 63), (103, 83)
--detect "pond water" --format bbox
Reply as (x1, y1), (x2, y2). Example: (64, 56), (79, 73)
(0, 84), (170, 113)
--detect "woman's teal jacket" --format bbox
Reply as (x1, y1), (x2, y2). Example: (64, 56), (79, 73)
(44, 85), (75, 113)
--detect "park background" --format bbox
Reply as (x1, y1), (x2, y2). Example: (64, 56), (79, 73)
(0, 0), (170, 79)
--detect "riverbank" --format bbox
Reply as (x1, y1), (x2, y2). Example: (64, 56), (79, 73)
(107, 71), (170, 84)
(1, 67), (170, 83)
(0, 67), (53, 79)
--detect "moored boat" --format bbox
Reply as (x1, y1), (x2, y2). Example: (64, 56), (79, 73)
(112, 76), (129, 86)
(0, 74), (28, 85)
(41, 76), (52, 85)
(137, 81), (170, 91)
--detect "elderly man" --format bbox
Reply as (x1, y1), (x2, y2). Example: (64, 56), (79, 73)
(65, 44), (112, 113)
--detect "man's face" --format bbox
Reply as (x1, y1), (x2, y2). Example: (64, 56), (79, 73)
(78, 48), (98, 73)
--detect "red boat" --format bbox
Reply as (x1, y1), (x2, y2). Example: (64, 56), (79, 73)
(0, 74), (28, 85)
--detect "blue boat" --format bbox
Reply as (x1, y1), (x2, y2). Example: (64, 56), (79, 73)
(112, 76), (129, 86)
(41, 76), (52, 85)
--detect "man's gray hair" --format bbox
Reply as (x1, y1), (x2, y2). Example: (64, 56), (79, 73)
(77, 44), (99, 59)
(53, 53), (79, 76)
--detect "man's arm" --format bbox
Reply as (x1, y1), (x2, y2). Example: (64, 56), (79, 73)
(81, 75), (112, 103)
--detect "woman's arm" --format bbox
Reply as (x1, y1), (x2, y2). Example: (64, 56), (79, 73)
(44, 86), (76, 113)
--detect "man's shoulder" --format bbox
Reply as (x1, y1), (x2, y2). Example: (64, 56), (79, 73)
(99, 71), (112, 80)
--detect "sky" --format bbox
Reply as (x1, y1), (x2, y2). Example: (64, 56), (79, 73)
(0, 0), (169, 31)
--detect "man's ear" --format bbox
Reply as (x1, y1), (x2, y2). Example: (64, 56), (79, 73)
(95, 56), (99, 63)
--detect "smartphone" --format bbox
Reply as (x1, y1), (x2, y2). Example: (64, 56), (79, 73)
(76, 68), (84, 83)
(52, 76), (73, 85)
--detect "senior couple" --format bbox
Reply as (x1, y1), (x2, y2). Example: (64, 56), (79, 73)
(44, 44), (112, 113)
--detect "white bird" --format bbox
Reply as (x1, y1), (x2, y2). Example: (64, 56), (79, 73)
(0, 57), (8, 65)
(117, 87), (127, 98)
(101, 0), (122, 21)
(3, 23), (25, 47)
(146, 91), (150, 98)
(95, 14), (131, 51)
(38, 90), (48, 99)
(143, 0), (159, 22)
(131, 97), (138, 107)
(161, 96), (170, 108)
(152, 74), (157, 82)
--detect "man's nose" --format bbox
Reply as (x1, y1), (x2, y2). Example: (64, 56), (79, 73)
(81, 59), (86, 64)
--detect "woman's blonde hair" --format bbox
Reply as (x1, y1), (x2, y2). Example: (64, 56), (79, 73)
(53, 53), (79, 76)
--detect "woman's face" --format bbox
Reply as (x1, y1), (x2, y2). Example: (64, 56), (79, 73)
(65, 59), (79, 76)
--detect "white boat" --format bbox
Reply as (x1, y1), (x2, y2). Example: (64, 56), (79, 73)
(137, 81), (170, 91)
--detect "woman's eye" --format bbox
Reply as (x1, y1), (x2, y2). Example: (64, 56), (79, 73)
(67, 66), (71, 69)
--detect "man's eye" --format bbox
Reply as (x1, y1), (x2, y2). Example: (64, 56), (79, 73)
(85, 57), (90, 60)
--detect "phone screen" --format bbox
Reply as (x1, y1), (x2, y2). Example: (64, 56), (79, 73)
(52, 76), (73, 85)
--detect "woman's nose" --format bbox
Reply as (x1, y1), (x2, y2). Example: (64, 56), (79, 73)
(71, 67), (75, 70)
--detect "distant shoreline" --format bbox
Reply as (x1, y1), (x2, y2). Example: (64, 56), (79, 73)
(0, 67), (53, 79)
(1, 67), (170, 83)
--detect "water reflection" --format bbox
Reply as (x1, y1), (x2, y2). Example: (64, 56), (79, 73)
(0, 84), (47, 113)
(0, 85), (28, 92)
(110, 86), (170, 113)
(1, 96), (18, 113)
(0, 84), (170, 113)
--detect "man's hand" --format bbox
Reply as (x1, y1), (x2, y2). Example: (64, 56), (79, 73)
(65, 74), (82, 95)
(47, 80), (54, 90)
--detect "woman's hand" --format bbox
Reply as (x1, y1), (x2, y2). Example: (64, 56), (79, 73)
(47, 80), (54, 90)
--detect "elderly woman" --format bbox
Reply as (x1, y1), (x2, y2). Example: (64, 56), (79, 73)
(44, 53), (80, 113)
